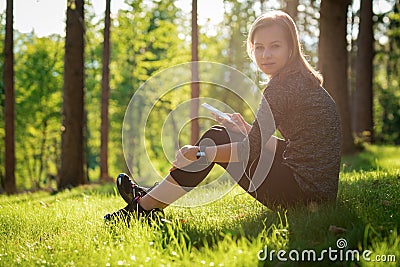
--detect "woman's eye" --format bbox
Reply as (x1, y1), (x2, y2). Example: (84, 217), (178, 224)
(255, 46), (264, 52)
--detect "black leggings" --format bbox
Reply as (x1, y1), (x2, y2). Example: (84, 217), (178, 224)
(170, 126), (309, 209)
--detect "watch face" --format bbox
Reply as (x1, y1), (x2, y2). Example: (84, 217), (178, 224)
(196, 151), (205, 159)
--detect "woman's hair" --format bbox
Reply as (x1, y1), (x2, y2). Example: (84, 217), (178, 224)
(246, 10), (323, 86)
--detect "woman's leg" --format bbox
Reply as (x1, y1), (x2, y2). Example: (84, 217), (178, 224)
(139, 125), (244, 210)
(232, 138), (308, 209)
(140, 127), (306, 211)
(139, 174), (186, 210)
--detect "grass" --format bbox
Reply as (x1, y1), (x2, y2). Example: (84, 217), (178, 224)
(0, 145), (399, 267)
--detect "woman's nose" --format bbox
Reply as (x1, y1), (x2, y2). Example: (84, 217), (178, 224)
(262, 49), (271, 58)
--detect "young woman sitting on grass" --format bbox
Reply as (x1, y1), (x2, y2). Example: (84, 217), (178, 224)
(104, 10), (342, 222)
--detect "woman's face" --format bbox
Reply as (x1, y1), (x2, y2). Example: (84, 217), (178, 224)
(253, 24), (291, 76)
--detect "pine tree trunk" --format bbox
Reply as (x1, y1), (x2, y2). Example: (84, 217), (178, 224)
(59, 0), (86, 189)
(100, 0), (112, 181)
(353, 0), (374, 142)
(190, 0), (200, 145)
(319, 0), (356, 154)
(4, 0), (16, 194)
(285, 0), (299, 21)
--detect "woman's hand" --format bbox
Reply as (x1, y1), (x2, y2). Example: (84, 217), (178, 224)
(169, 145), (199, 172)
(212, 112), (251, 135)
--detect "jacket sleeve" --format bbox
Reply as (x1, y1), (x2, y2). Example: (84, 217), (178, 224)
(237, 91), (276, 164)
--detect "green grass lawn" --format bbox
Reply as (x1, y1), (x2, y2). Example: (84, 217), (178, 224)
(1, 145), (399, 266)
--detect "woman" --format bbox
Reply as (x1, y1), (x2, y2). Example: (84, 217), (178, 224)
(104, 10), (341, 222)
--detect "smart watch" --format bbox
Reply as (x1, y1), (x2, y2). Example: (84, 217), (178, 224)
(196, 146), (206, 159)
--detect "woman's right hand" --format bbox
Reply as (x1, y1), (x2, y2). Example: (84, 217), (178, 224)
(212, 112), (251, 135)
(169, 145), (199, 172)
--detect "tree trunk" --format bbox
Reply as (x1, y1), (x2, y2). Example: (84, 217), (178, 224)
(285, 0), (300, 21)
(4, 0), (16, 194)
(100, 0), (112, 181)
(352, 0), (374, 142)
(190, 0), (200, 145)
(59, 0), (86, 189)
(318, 0), (356, 154)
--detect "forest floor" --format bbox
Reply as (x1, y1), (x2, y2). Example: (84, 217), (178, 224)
(0, 145), (399, 266)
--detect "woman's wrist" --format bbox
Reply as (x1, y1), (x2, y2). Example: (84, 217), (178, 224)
(245, 123), (252, 134)
(196, 146), (214, 163)
(204, 146), (218, 163)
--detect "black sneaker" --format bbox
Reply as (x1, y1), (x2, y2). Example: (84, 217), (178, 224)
(116, 173), (154, 204)
(103, 204), (132, 225)
(126, 196), (164, 221)
(103, 196), (164, 225)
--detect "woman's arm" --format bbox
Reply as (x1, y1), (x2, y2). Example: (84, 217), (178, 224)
(204, 142), (240, 163)
(169, 142), (240, 172)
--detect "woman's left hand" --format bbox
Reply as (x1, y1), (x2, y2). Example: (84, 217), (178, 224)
(212, 112), (250, 135)
(169, 145), (199, 172)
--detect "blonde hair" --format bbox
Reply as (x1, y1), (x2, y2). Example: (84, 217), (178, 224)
(246, 10), (323, 86)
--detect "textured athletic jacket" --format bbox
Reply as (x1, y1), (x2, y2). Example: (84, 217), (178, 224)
(238, 64), (342, 201)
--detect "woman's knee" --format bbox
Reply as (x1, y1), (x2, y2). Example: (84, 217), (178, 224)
(197, 125), (230, 146)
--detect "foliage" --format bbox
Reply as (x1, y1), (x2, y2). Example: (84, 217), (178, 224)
(108, 0), (189, 178)
(0, 145), (399, 266)
(13, 34), (64, 189)
(373, 2), (400, 144)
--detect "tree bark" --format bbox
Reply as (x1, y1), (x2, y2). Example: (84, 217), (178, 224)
(59, 0), (86, 189)
(285, 0), (300, 21)
(352, 0), (374, 142)
(319, 0), (356, 154)
(4, 0), (16, 194)
(190, 0), (200, 145)
(100, 0), (112, 181)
